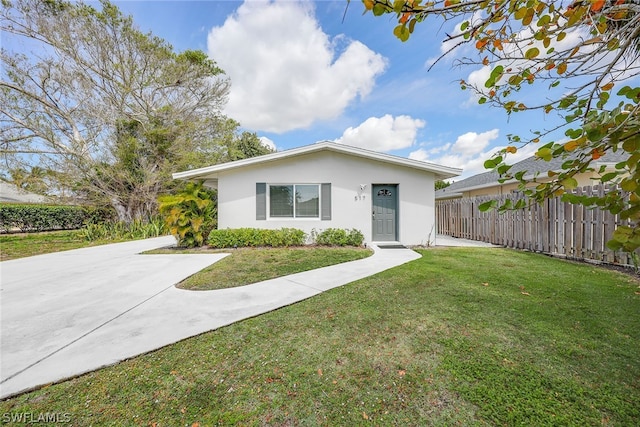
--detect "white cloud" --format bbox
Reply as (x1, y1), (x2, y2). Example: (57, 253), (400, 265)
(334, 115), (426, 152)
(408, 142), (452, 161)
(463, 66), (491, 106)
(258, 136), (276, 151)
(452, 129), (499, 155)
(207, 0), (387, 133)
(412, 142), (539, 179)
(431, 142), (452, 154)
(408, 148), (429, 161)
(407, 128), (541, 178)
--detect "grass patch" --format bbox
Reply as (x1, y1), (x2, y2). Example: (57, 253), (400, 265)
(150, 246), (373, 290)
(0, 230), (122, 261)
(1, 248), (638, 426)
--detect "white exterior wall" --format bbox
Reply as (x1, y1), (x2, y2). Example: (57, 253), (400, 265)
(217, 151), (437, 246)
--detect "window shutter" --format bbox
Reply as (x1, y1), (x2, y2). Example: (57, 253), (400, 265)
(256, 183), (266, 220)
(321, 183), (331, 220)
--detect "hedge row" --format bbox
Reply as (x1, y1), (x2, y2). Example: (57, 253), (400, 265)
(0, 204), (115, 233)
(207, 227), (306, 248)
(314, 228), (364, 247)
(207, 227), (365, 248)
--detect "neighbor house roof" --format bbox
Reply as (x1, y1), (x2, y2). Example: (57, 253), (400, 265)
(0, 181), (50, 204)
(435, 150), (628, 199)
(173, 141), (462, 185)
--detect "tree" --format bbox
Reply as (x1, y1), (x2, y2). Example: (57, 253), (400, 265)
(435, 179), (451, 190)
(1, 0), (233, 221)
(362, 0), (640, 253)
(3, 166), (49, 195)
(226, 131), (273, 161)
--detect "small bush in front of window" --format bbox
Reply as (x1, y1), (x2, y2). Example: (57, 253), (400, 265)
(207, 227), (306, 248)
(263, 228), (307, 247)
(313, 228), (364, 247)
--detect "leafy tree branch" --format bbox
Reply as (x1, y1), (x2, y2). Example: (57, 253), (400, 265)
(361, 0), (640, 253)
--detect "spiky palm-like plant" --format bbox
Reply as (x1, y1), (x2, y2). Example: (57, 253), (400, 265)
(158, 182), (217, 248)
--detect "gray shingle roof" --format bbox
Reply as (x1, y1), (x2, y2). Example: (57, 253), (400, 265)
(435, 150), (628, 199)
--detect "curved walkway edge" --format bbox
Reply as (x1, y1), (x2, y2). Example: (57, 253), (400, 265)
(0, 237), (420, 399)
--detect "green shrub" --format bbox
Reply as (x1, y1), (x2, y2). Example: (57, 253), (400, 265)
(78, 217), (167, 241)
(0, 204), (86, 232)
(82, 206), (117, 225)
(207, 228), (306, 248)
(158, 182), (216, 248)
(313, 228), (364, 246)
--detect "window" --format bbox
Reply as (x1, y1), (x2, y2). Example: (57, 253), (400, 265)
(257, 182), (330, 221)
(269, 184), (319, 218)
(269, 185), (293, 217)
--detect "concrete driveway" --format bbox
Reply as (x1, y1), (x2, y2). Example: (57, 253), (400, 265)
(0, 237), (421, 399)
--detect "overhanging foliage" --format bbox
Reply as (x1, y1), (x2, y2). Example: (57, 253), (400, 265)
(361, 0), (640, 252)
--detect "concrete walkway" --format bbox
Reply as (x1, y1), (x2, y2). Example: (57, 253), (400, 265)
(0, 237), (421, 399)
(435, 234), (500, 247)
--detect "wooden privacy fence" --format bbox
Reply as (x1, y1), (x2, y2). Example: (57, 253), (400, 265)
(436, 185), (638, 267)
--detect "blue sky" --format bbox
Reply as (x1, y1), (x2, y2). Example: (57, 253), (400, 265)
(108, 0), (569, 179)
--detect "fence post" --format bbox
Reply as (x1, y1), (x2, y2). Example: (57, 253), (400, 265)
(556, 194), (565, 256)
(573, 187), (584, 259)
(583, 186), (594, 260)
(593, 185), (604, 262)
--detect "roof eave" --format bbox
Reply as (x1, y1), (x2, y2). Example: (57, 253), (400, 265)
(173, 141), (462, 180)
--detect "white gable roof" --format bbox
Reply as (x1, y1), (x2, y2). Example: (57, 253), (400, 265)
(174, 141), (461, 182)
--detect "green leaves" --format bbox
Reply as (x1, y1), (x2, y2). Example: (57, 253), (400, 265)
(479, 200), (497, 212)
(483, 155), (503, 169)
(524, 47), (540, 59)
(622, 137), (639, 154)
(620, 178), (638, 192)
(392, 0), (405, 13)
(484, 65), (504, 88)
(558, 95), (578, 109)
(535, 147), (553, 161)
(207, 227), (306, 248)
(618, 85), (640, 100)
(158, 181), (217, 248)
(314, 228), (364, 246)
(561, 177), (578, 190)
(520, 7), (535, 26)
(393, 24), (410, 42)
(372, 2), (388, 16)
(585, 125), (606, 143)
(607, 226), (640, 254)
(0, 204), (86, 232)
(514, 7), (527, 20)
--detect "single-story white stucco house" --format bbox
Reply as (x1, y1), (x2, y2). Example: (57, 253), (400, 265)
(173, 141), (461, 246)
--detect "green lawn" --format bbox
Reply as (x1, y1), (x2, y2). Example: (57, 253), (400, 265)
(149, 246), (373, 290)
(0, 230), (108, 261)
(1, 248), (638, 426)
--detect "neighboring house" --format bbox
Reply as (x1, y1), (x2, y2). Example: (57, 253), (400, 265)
(435, 150), (628, 200)
(0, 180), (50, 204)
(174, 141), (461, 246)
